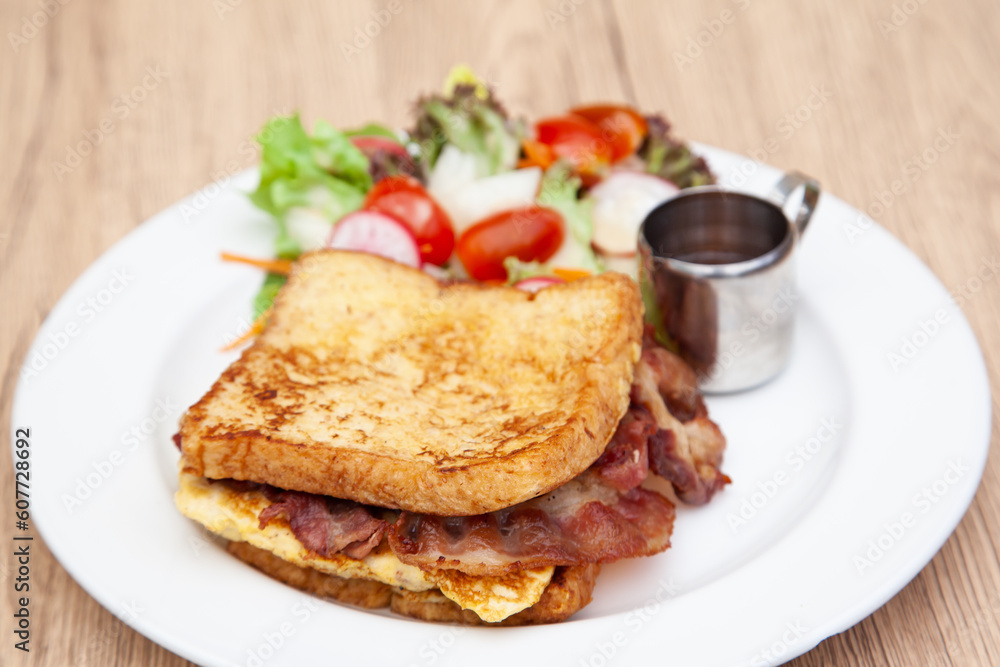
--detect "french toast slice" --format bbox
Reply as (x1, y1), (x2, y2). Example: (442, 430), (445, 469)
(179, 250), (642, 515)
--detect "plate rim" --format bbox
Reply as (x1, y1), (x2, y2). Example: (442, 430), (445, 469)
(12, 145), (992, 667)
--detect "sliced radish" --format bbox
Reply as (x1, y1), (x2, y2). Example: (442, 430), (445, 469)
(514, 277), (564, 293)
(588, 172), (680, 256)
(326, 211), (421, 267)
(349, 135), (411, 162)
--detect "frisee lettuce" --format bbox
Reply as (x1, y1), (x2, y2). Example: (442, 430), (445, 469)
(411, 68), (524, 179)
(639, 115), (714, 189)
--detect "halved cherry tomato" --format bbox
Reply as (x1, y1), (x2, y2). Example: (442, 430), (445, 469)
(363, 175), (455, 266)
(534, 115), (612, 176)
(456, 207), (565, 281)
(569, 104), (648, 163)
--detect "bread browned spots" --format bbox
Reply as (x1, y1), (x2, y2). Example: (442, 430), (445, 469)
(226, 541), (393, 609)
(180, 251), (643, 515)
(227, 540), (599, 624)
(390, 564), (600, 625)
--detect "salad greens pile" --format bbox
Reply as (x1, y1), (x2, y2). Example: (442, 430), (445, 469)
(241, 65), (714, 319)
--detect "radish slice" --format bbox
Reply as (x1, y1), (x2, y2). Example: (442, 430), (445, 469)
(326, 211), (421, 267)
(514, 277), (564, 293)
(588, 172), (679, 256)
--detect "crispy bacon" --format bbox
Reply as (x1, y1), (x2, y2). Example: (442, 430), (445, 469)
(387, 474), (675, 576)
(243, 333), (724, 570)
(591, 407), (656, 492)
(258, 491), (388, 559)
(640, 326), (707, 422)
(633, 353), (730, 505)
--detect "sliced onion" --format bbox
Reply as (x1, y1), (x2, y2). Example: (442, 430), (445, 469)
(432, 167), (543, 235)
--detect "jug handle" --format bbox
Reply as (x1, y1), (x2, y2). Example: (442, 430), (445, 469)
(768, 171), (821, 235)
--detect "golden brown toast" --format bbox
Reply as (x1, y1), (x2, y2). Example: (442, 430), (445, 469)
(391, 564), (600, 625)
(226, 540), (394, 609)
(180, 250), (642, 515)
(180, 251), (641, 515)
(227, 541), (599, 625)
(176, 470), (556, 620)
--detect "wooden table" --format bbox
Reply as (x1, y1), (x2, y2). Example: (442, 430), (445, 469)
(2, 1), (998, 665)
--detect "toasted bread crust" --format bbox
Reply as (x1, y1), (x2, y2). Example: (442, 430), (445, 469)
(226, 540), (393, 609)
(390, 564), (600, 625)
(181, 251), (643, 515)
(228, 541), (598, 624)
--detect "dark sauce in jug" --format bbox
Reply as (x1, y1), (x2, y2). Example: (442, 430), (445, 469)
(669, 249), (759, 265)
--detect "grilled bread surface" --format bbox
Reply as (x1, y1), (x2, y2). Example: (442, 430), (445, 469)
(180, 250), (642, 515)
(228, 541), (599, 625)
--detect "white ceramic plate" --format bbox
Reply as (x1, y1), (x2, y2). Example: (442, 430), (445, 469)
(13, 146), (990, 667)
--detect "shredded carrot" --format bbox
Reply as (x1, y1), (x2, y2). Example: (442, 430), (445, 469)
(553, 267), (592, 281)
(519, 139), (555, 170)
(221, 252), (293, 275)
(220, 308), (271, 351)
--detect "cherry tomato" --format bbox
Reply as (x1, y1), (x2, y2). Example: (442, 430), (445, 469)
(363, 175), (455, 266)
(456, 207), (565, 281)
(569, 104), (648, 163)
(534, 115), (612, 176)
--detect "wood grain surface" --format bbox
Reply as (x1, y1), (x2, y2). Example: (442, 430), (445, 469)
(2, 1), (998, 665)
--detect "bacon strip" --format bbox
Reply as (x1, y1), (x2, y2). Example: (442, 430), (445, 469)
(591, 407), (656, 492)
(258, 490), (388, 559)
(387, 474), (675, 576)
(243, 334), (724, 569)
(633, 350), (730, 505)
(639, 332), (707, 423)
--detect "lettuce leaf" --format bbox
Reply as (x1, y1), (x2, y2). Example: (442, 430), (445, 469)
(252, 272), (287, 320)
(344, 123), (400, 140)
(503, 257), (553, 285)
(536, 164), (602, 272)
(249, 114), (371, 258)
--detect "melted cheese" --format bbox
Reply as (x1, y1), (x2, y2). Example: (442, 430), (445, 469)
(175, 471), (553, 621)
